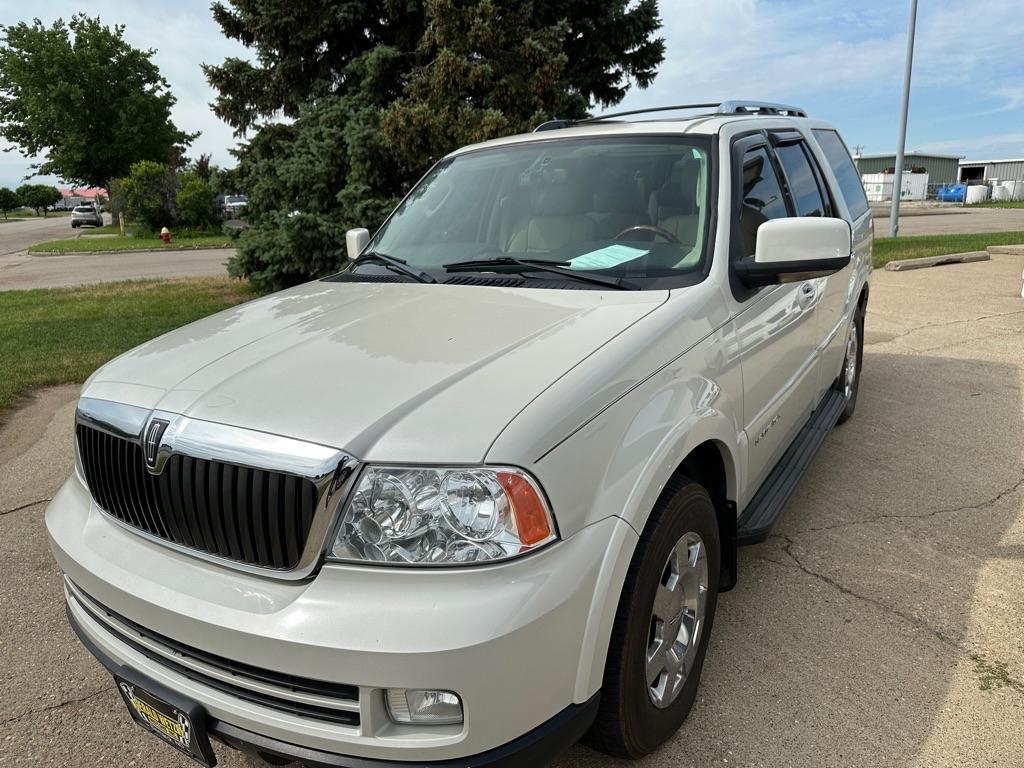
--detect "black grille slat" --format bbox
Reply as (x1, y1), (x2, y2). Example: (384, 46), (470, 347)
(207, 462), (229, 558)
(268, 473), (285, 568)
(236, 467), (256, 563)
(76, 425), (319, 570)
(284, 475), (299, 567)
(252, 470), (270, 566)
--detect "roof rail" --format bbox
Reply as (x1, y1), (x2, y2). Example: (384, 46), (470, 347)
(716, 101), (807, 117)
(531, 100), (807, 131)
(533, 119), (576, 132)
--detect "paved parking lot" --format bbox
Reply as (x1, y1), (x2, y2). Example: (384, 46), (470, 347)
(874, 205), (1024, 236)
(1, 254), (1022, 767)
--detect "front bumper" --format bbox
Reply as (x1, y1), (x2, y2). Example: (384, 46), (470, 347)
(67, 603), (599, 767)
(47, 474), (634, 763)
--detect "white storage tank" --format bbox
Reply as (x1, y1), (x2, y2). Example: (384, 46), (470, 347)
(860, 171), (929, 202)
(1003, 180), (1024, 200)
(966, 185), (990, 204)
(992, 184), (1012, 201)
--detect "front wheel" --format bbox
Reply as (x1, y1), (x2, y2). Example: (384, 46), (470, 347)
(835, 306), (864, 424)
(586, 477), (720, 759)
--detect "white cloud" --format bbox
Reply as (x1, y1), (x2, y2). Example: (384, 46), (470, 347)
(918, 132), (1024, 159)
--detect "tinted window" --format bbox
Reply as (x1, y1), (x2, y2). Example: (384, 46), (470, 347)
(775, 142), (826, 217)
(739, 146), (788, 256)
(813, 129), (869, 220)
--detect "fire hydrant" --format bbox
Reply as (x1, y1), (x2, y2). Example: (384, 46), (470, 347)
(160, 227), (171, 244)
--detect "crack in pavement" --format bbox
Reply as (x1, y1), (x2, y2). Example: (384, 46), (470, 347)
(868, 308), (1024, 346)
(754, 536), (1024, 697)
(0, 498), (52, 516)
(785, 474), (1024, 536)
(0, 686), (114, 727)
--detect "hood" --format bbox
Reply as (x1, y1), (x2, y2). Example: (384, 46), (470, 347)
(84, 281), (668, 462)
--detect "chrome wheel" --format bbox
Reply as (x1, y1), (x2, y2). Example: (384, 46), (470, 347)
(646, 532), (708, 709)
(843, 322), (859, 400)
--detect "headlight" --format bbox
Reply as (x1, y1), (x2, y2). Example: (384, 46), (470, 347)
(328, 466), (556, 565)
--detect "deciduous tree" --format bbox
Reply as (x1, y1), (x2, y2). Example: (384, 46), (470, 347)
(0, 15), (195, 189)
(15, 184), (60, 216)
(0, 187), (20, 220)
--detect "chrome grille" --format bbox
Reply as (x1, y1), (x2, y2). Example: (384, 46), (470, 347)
(77, 424), (319, 570)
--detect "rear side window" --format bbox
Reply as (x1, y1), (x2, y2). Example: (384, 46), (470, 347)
(774, 142), (826, 217)
(739, 146), (788, 256)
(813, 129), (869, 220)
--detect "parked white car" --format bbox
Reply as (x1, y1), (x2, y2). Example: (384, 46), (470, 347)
(70, 203), (103, 228)
(48, 101), (871, 767)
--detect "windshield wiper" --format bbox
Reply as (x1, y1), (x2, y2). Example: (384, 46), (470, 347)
(443, 256), (639, 291)
(352, 251), (436, 284)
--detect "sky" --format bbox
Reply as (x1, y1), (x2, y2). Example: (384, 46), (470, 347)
(0, 0), (1022, 189)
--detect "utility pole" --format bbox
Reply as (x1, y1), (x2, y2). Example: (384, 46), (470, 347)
(889, 0), (919, 237)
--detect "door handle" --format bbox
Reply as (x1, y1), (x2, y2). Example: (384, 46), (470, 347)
(797, 282), (816, 309)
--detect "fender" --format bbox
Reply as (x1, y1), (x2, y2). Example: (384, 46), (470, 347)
(569, 405), (740, 700)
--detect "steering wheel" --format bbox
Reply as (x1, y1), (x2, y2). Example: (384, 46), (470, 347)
(613, 225), (681, 243)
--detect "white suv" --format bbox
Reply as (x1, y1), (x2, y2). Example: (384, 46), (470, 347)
(47, 101), (872, 767)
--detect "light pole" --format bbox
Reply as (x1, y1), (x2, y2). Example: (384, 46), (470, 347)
(889, 0), (919, 237)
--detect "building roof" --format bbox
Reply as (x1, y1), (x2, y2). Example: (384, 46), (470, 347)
(855, 151), (963, 160)
(959, 158), (1024, 166)
(58, 187), (107, 198)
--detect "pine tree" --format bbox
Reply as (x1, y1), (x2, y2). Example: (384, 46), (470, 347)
(206, 0), (664, 291)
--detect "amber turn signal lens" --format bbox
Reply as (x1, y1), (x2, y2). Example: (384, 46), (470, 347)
(497, 471), (552, 546)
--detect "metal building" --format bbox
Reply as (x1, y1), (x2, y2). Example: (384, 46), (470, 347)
(959, 158), (1024, 183)
(853, 152), (963, 184)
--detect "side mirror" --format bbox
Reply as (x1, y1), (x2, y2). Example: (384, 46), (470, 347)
(345, 228), (370, 261)
(736, 218), (851, 287)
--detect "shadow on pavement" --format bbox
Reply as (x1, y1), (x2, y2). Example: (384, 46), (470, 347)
(556, 349), (1023, 767)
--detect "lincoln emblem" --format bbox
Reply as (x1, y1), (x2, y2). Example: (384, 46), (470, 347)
(144, 419), (169, 469)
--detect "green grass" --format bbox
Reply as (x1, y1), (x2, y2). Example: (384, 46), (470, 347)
(0, 278), (253, 412)
(14, 209), (73, 217)
(77, 224), (136, 236)
(873, 230), (1024, 268)
(969, 201), (1024, 209)
(29, 234), (233, 254)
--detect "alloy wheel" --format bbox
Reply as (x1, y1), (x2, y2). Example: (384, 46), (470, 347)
(646, 532), (708, 709)
(844, 322), (859, 400)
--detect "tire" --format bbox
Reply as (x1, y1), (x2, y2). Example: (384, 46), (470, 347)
(586, 476), (720, 759)
(835, 305), (865, 424)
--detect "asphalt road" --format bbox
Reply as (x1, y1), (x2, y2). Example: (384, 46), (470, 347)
(0, 215), (230, 290)
(0, 247), (233, 291)
(0, 214), (77, 256)
(1, 255), (1023, 767)
(874, 205), (1024, 236)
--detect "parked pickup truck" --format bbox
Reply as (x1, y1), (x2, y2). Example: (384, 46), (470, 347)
(47, 101), (871, 767)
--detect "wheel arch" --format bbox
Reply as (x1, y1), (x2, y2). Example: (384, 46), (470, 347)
(573, 423), (741, 701)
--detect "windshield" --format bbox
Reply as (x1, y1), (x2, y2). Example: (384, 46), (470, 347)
(369, 136), (712, 286)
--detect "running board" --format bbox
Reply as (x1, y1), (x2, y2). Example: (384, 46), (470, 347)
(736, 389), (847, 545)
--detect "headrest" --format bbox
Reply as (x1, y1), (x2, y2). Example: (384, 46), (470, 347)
(530, 181), (591, 216)
(592, 180), (641, 214)
(657, 160), (700, 214)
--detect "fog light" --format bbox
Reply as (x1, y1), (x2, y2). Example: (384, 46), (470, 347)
(386, 689), (463, 725)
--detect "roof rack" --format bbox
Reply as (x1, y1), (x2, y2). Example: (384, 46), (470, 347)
(532, 100), (807, 132)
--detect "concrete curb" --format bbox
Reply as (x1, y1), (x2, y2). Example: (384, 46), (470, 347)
(986, 244), (1024, 256)
(884, 251), (990, 272)
(28, 245), (235, 258)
